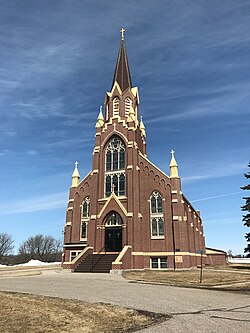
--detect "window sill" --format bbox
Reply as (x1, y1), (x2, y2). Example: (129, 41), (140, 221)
(151, 236), (165, 240)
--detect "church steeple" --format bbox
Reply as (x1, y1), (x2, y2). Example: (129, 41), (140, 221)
(111, 28), (132, 92)
(102, 29), (145, 154)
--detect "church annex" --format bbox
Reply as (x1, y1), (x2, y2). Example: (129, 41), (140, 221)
(62, 30), (207, 272)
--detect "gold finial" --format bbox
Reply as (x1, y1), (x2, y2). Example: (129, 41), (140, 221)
(120, 28), (125, 40)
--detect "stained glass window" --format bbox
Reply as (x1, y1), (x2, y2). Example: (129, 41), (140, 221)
(81, 197), (90, 240)
(105, 136), (126, 197)
(150, 192), (164, 237)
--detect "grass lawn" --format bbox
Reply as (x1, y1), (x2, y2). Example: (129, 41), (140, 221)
(123, 268), (250, 291)
(0, 291), (167, 333)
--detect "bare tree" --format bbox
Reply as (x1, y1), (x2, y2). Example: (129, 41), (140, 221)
(18, 234), (62, 262)
(0, 233), (14, 261)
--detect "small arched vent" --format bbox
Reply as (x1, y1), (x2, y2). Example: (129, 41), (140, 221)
(125, 98), (132, 117)
(113, 97), (119, 117)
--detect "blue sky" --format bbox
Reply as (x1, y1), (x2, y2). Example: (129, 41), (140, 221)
(0, 0), (249, 254)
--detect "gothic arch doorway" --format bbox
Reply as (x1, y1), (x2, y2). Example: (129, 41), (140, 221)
(105, 212), (122, 252)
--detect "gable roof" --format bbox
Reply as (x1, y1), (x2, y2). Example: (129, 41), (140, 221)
(97, 192), (128, 219)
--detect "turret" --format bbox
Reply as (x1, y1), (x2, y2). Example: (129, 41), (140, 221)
(140, 116), (146, 137)
(95, 106), (104, 128)
(169, 150), (179, 178)
(71, 161), (80, 187)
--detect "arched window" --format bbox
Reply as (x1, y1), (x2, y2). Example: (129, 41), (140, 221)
(105, 212), (122, 226)
(105, 136), (125, 171)
(150, 192), (164, 237)
(113, 97), (119, 117)
(81, 197), (90, 240)
(125, 98), (132, 117)
(105, 136), (126, 197)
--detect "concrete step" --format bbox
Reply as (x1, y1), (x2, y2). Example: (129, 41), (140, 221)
(74, 254), (118, 273)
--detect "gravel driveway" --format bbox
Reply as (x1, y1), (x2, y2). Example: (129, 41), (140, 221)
(0, 269), (249, 333)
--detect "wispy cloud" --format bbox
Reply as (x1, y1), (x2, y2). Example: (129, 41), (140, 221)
(0, 149), (10, 157)
(203, 218), (239, 226)
(43, 137), (93, 149)
(0, 0), (249, 254)
(146, 82), (250, 123)
(191, 191), (241, 203)
(0, 192), (68, 215)
(27, 150), (38, 156)
(183, 161), (246, 182)
(4, 131), (17, 136)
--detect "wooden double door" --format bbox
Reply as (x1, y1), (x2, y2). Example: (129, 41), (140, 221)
(105, 226), (122, 252)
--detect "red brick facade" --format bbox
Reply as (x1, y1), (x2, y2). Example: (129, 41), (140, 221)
(62, 37), (208, 270)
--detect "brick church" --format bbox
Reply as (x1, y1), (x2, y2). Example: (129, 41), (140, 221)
(62, 30), (224, 272)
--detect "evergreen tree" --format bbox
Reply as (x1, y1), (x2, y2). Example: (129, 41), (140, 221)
(241, 163), (250, 257)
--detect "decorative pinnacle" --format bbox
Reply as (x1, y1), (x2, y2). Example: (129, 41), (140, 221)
(120, 28), (125, 40)
(72, 160), (80, 187)
(169, 149), (178, 175)
(140, 116), (145, 128)
(96, 106), (104, 128)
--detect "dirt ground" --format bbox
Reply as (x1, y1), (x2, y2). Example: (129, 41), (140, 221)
(123, 267), (250, 291)
(0, 291), (167, 333)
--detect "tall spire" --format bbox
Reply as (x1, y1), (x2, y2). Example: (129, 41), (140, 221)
(111, 28), (132, 92)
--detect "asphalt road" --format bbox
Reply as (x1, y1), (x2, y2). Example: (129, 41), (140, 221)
(0, 270), (249, 333)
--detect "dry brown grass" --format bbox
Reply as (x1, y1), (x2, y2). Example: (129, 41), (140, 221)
(0, 291), (166, 333)
(0, 265), (61, 278)
(0, 265), (60, 272)
(123, 269), (250, 290)
(207, 264), (250, 272)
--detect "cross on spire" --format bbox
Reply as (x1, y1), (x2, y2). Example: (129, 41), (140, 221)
(120, 28), (125, 40)
(112, 27), (132, 92)
(75, 161), (78, 168)
(171, 149), (175, 157)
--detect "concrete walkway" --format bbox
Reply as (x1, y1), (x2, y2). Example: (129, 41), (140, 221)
(0, 270), (249, 333)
